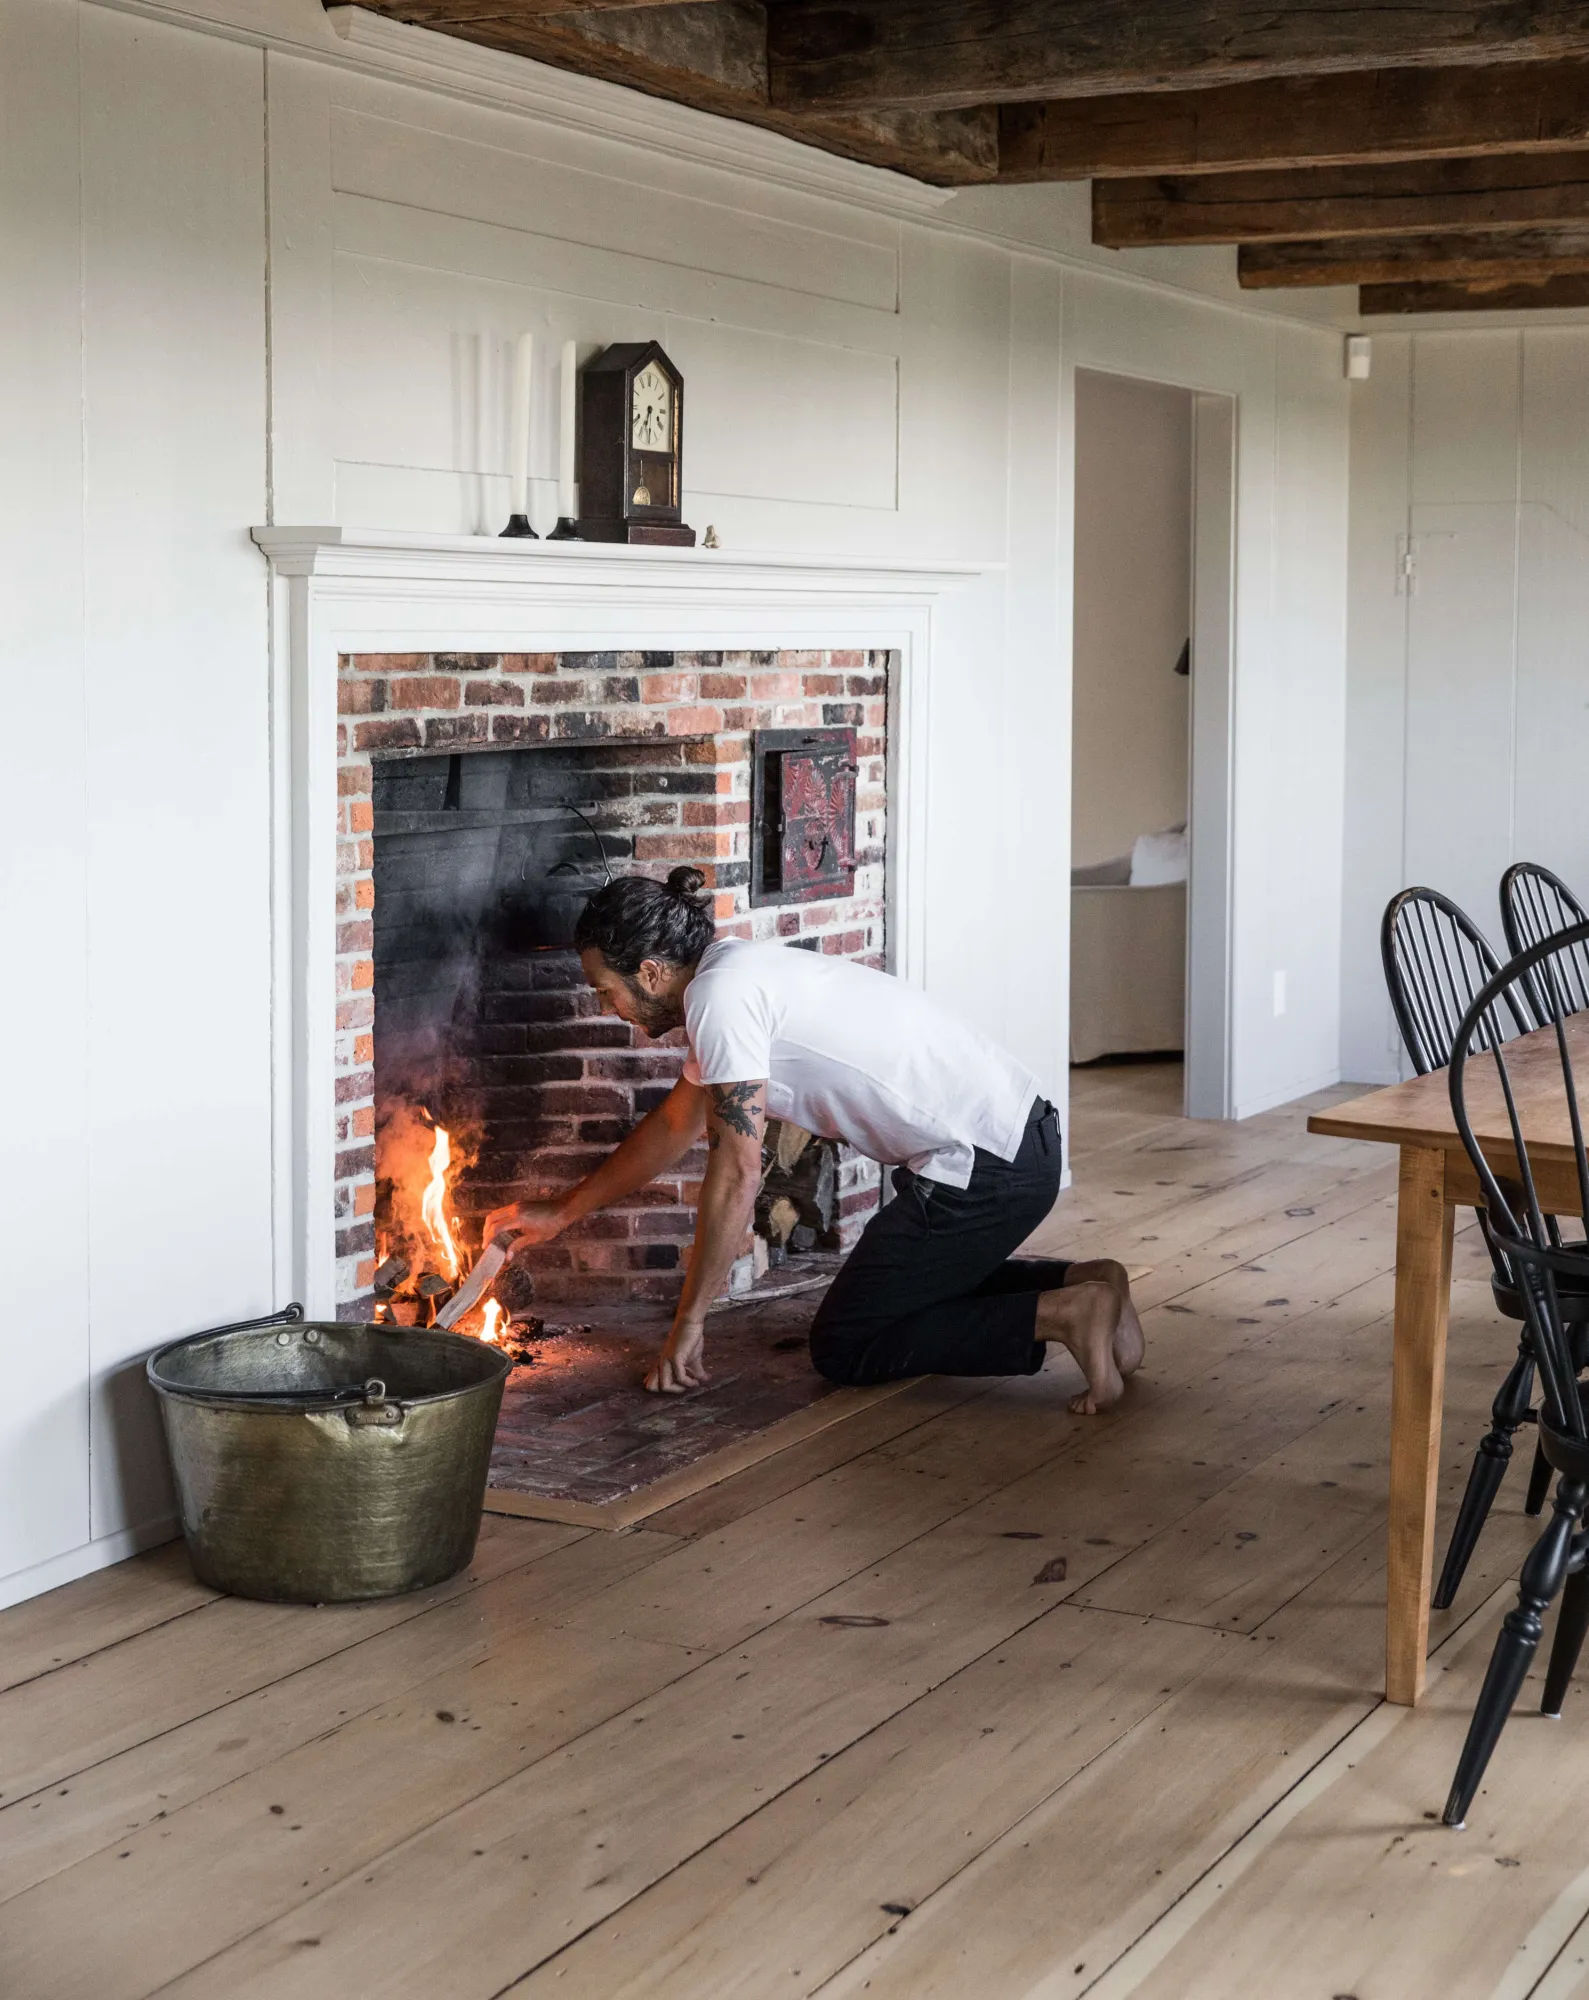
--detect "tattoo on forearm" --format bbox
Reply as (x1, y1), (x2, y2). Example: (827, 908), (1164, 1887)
(708, 1080), (764, 1145)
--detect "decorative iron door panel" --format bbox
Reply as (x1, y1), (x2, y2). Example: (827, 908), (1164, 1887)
(751, 727), (858, 907)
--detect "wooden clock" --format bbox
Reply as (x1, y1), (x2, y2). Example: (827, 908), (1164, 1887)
(575, 341), (696, 547)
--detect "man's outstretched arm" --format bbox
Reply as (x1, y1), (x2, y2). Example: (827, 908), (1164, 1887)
(646, 1079), (768, 1395)
(483, 1077), (708, 1246)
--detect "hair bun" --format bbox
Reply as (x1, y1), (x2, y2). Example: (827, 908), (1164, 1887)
(666, 865), (708, 902)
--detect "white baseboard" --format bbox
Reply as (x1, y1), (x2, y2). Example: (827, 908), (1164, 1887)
(1230, 1065), (1344, 1122)
(0, 1515), (181, 1612)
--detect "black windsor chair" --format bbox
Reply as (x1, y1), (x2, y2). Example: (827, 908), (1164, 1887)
(1443, 920), (1589, 1827)
(1501, 861), (1589, 1019)
(1381, 889), (1563, 1608)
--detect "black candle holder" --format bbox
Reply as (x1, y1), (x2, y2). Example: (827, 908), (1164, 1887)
(499, 513), (538, 539)
(546, 516), (584, 541)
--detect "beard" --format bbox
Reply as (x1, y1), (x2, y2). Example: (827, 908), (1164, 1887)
(624, 978), (685, 1037)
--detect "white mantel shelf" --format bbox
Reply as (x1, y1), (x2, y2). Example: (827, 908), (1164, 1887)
(251, 526), (998, 599)
(257, 523), (989, 1316)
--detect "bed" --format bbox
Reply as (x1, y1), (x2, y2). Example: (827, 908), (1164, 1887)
(1069, 840), (1187, 1065)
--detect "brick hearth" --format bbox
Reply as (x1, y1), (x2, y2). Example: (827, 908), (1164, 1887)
(331, 647), (892, 1309)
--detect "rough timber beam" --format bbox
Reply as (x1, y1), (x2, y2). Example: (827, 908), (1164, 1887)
(350, 1), (998, 183)
(766, 1), (1589, 115)
(501, 2), (715, 12)
(1239, 227), (1589, 287)
(1362, 273), (1589, 309)
(998, 62), (1589, 181)
(1093, 153), (1589, 246)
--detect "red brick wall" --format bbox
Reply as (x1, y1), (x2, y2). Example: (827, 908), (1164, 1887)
(333, 647), (890, 1309)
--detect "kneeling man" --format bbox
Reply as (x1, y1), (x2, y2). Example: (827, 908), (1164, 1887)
(485, 867), (1143, 1406)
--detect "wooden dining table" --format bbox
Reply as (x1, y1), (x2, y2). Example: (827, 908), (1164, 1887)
(1308, 1015), (1589, 1705)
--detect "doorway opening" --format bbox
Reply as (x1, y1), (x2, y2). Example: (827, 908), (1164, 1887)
(1068, 369), (1235, 1123)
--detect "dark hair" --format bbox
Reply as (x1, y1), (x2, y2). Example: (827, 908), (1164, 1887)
(573, 866), (715, 974)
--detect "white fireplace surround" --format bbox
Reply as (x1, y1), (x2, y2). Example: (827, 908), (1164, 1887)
(253, 527), (994, 1318)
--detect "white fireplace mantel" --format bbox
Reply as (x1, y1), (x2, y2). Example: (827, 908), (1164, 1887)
(253, 525), (996, 1314)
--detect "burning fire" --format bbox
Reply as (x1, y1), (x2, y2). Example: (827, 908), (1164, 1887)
(376, 1107), (516, 1342)
(420, 1121), (462, 1282)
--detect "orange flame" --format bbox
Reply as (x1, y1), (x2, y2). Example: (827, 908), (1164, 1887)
(479, 1298), (504, 1345)
(420, 1123), (462, 1282)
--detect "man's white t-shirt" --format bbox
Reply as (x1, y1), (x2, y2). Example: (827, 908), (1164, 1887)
(681, 939), (1041, 1188)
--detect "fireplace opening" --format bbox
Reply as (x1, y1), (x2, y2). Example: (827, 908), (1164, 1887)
(336, 646), (892, 1329)
(370, 737), (704, 1328)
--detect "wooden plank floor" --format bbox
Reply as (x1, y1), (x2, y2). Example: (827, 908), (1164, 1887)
(7, 1061), (1589, 1998)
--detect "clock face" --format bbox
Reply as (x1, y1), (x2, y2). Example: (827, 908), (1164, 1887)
(631, 361), (673, 453)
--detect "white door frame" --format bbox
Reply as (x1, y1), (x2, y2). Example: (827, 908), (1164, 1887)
(1185, 391), (1237, 1119)
(1065, 371), (1238, 1121)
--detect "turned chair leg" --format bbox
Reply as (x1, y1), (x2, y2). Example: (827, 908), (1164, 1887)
(1531, 1322), (1589, 1517)
(1445, 1477), (1586, 1827)
(1434, 1343), (1536, 1609)
(1542, 1559), (1589, 1717)
(1526, 1438), (1554, 1517)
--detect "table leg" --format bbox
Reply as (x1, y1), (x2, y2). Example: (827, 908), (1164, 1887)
(1386, 1144), (1455, 1705)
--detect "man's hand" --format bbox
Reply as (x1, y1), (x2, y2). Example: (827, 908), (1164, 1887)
(482, 1198), (567, 1248)
(642, 1079), (766, 1395)
(646, 1315), (709, 1395)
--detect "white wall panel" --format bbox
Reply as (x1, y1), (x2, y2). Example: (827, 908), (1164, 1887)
(894, 228), (1011, 1034)
(0, 0), (93, 1588)
(265, 53), (337, 521)
(328, 247), (899, 516)
(1000, 261), (1068, 1098)
(1517, 331), (1589, 886)
(1341, 324), (1589, 1085)
(333, 107), (901, 313)
(1402, 505), (1517, 939)
(79, 9), (273, 1540)
(1262, 323), (1351, 1101)
(1339, 342), (1412, 1084)
(1410, 332), (1521, 507)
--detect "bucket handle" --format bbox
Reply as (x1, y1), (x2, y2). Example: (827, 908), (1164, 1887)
(346, 1376), (404, 1428)
(190, 1302), (306, 1340)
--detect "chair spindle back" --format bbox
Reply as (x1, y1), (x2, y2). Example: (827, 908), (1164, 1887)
(1501, 863), (1589, 1018)
(1450, 922), (1589, 1440)
(1382, 887), (1527, 1077)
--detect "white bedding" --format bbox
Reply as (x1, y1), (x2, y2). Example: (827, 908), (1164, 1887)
(1069, 830), (1187, 1062)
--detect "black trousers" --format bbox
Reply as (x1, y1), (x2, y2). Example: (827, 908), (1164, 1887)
(809, 1100), (1068, 1386)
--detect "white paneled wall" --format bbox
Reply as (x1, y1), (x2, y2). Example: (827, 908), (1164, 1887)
(2, 0), (92, 1582)
(1342, 329), (1589, 1082)
(2, 0), (1352, 1603)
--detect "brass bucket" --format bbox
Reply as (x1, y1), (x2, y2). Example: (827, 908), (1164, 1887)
(148, 1304), (511, 1603)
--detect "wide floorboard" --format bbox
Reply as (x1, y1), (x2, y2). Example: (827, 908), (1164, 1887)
(4, 1063), (1582, 1998)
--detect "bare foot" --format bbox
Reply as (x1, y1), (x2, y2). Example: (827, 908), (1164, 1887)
(1036, 1280), (1126, 1414)
(1113, 1286), (1146, 1382)
(1035, 1259), (1145, 1415)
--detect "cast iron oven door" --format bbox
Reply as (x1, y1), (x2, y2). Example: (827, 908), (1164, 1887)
(751, 727), (858, 907)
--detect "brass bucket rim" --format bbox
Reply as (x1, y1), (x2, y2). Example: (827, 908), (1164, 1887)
(147, 1315), (512, 1416)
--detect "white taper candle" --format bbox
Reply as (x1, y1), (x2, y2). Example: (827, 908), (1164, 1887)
(509, 332), (534, 514)
(558, 339), (578, 518)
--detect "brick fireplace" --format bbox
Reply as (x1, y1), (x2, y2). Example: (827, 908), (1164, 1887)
(333, 645), (890, 1312)
(252, 527), (978, 1321)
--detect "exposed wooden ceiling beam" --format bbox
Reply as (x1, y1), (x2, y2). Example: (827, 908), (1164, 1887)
(766, 1), (1589, 115)
(998, 62), (1589, 182)
(355, 1), (998, 183)
(1093, 154), (1589, 246)
(1240, 228), (1589, 287)
(512, 1), (714, 13)
(1362, 273), (1589, 310)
